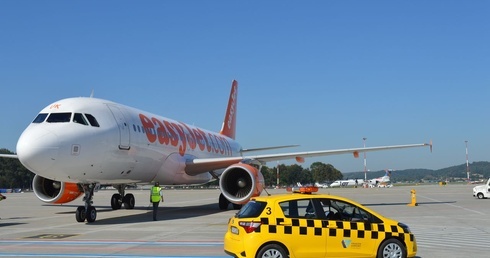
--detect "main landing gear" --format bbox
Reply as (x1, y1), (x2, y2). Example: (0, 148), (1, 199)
(219, 193), (241, 210)
(110, 184), (135, 210)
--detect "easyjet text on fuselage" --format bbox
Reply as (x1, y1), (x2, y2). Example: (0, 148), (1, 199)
(139, 114), (233, 157)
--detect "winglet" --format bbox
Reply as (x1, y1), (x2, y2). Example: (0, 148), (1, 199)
(429, 140), (433, 153)
(220, 80), (238, 139)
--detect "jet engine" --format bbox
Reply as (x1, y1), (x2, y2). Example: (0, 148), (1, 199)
(219, 163), (264, 205)
(32, 175), (83, 204)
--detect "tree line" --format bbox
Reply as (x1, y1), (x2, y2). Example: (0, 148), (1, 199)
(0, 148), (343, 189)
(0, 149), (34, 189)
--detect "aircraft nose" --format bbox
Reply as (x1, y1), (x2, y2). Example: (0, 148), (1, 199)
(17, 127), (59, 174)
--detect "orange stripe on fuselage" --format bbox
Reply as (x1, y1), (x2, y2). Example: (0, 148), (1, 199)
(139, 113), (232, 156)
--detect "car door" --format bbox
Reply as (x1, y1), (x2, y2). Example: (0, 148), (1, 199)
(277, 198), (327, 258)
(321, 198), (379, 257)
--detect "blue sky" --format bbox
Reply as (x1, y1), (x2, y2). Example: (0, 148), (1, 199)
(1, 1), (489, 173)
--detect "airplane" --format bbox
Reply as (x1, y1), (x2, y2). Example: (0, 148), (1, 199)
(366, 169), (393, 187)
(0, 80), (432, 223)
(314, 182), (330, 188)
(329, 179), (364, 188)
(329, 169), (394, 188)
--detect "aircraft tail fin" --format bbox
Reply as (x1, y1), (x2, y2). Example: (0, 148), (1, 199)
(220, 80), (238, 139)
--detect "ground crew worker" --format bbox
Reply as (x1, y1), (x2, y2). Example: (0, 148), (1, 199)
(150, 182), (163, 221)
(0, 193), (5, 219)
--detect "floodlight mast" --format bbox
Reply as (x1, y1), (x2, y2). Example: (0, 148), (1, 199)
(465, 140), (470, 182)
(363, 137), (367, 182)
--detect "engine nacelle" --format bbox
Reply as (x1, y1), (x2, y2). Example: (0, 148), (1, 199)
(219, 163), (264, 204)
(32, 175), (83, 204)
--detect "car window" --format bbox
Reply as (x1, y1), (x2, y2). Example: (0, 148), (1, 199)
(280, 199), (320, 219)
(319, 198), (382, 223)
(236, 201), (267, 218)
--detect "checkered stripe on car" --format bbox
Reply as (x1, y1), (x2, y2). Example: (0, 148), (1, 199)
(257, 217), (414, 242)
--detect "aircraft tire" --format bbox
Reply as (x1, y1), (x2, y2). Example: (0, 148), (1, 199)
(86, 206), (97, 223)
(123, 194), (135, 209)
(76, 206), (86, 222)
(111, 194), (122, 210)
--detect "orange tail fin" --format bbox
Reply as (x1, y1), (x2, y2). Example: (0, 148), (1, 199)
(220, 80), (238, 139)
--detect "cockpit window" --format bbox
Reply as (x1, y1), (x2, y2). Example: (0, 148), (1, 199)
(73, 113), (89, 126)
(85, 114), (100, 127)
(32, 113), (48, 123)
(47, 113), (72, 123)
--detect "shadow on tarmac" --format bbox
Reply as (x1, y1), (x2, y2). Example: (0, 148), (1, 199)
(49, 203), (230, 225)
(363, 201), (456, 206)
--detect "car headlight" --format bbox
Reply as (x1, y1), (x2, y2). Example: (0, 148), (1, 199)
(398, 222), (411, 233)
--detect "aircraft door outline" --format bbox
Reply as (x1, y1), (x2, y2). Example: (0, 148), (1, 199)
(107, 105), (130, 150)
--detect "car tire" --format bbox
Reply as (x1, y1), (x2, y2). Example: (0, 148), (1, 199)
(377, 238), (406, 258)
(477, 193), (484, 199)
(256, 244), (287, 258)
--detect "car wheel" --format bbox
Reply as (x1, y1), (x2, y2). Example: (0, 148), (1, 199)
(377, 238), (406, 258)
(477, 193), (484, 199)
(256, 244), (287, 258)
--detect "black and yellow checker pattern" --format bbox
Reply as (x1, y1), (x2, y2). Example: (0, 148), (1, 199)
(255, 217), (415, 243)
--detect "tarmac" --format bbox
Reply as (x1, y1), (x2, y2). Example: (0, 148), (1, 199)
(1, 184), (489, 258)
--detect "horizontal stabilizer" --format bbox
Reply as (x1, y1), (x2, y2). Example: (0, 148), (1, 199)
(0, 154), (18, 159)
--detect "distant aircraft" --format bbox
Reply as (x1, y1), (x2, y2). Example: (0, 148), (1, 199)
(366, 169), (393, 187)
(329, 179), (364, 188)
(0, 80), (431, 223)
(329, 169), (394, 188)
(314, 182), (330, 188)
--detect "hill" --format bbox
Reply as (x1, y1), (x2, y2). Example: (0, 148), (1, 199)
(344, 161), (490, 182)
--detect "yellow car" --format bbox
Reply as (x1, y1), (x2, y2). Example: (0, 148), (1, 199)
(224, 187), (416, 258)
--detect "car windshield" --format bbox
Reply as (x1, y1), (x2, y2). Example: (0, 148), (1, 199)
(236, 200), (267, 218)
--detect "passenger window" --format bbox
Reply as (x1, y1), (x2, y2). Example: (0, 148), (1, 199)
(73, 113), (89, 126)
(47, 113), (72, 123)
(320, 199), (341, 220)
(32, 113), (48, 123)
(280, 199), (317, 219)
(325, 199), (382, 223)
(85, 114), (100, 127)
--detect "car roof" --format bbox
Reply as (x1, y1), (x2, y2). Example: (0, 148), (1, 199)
(250, 192), (391, 221)
(251, 192), (353, 203)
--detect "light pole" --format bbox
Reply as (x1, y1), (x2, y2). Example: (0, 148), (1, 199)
(465, 140), (470, 182)
(276, 161), (280, 189)
(363, 137), (367, 183)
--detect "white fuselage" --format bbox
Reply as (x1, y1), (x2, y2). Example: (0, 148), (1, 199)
(329, 179), (364, 187)
(16, 97), (242, 185)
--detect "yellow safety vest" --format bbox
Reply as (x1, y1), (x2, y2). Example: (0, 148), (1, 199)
(150, 186), (162, 203)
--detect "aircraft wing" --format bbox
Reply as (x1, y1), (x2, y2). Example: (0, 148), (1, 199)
(0, 154), (18, 159)
(185, 142), (431, 176)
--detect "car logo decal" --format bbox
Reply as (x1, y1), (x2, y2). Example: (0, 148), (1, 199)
(342, 239), (351, 248)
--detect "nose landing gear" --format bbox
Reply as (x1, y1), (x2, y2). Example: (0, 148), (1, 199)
(76, 184), (97, 223)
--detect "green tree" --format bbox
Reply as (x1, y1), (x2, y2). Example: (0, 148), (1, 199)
(310, 162), (342, 182)
(0, 148), (34, 189)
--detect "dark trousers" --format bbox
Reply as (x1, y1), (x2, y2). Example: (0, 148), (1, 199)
(152, 202), (159, 221)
